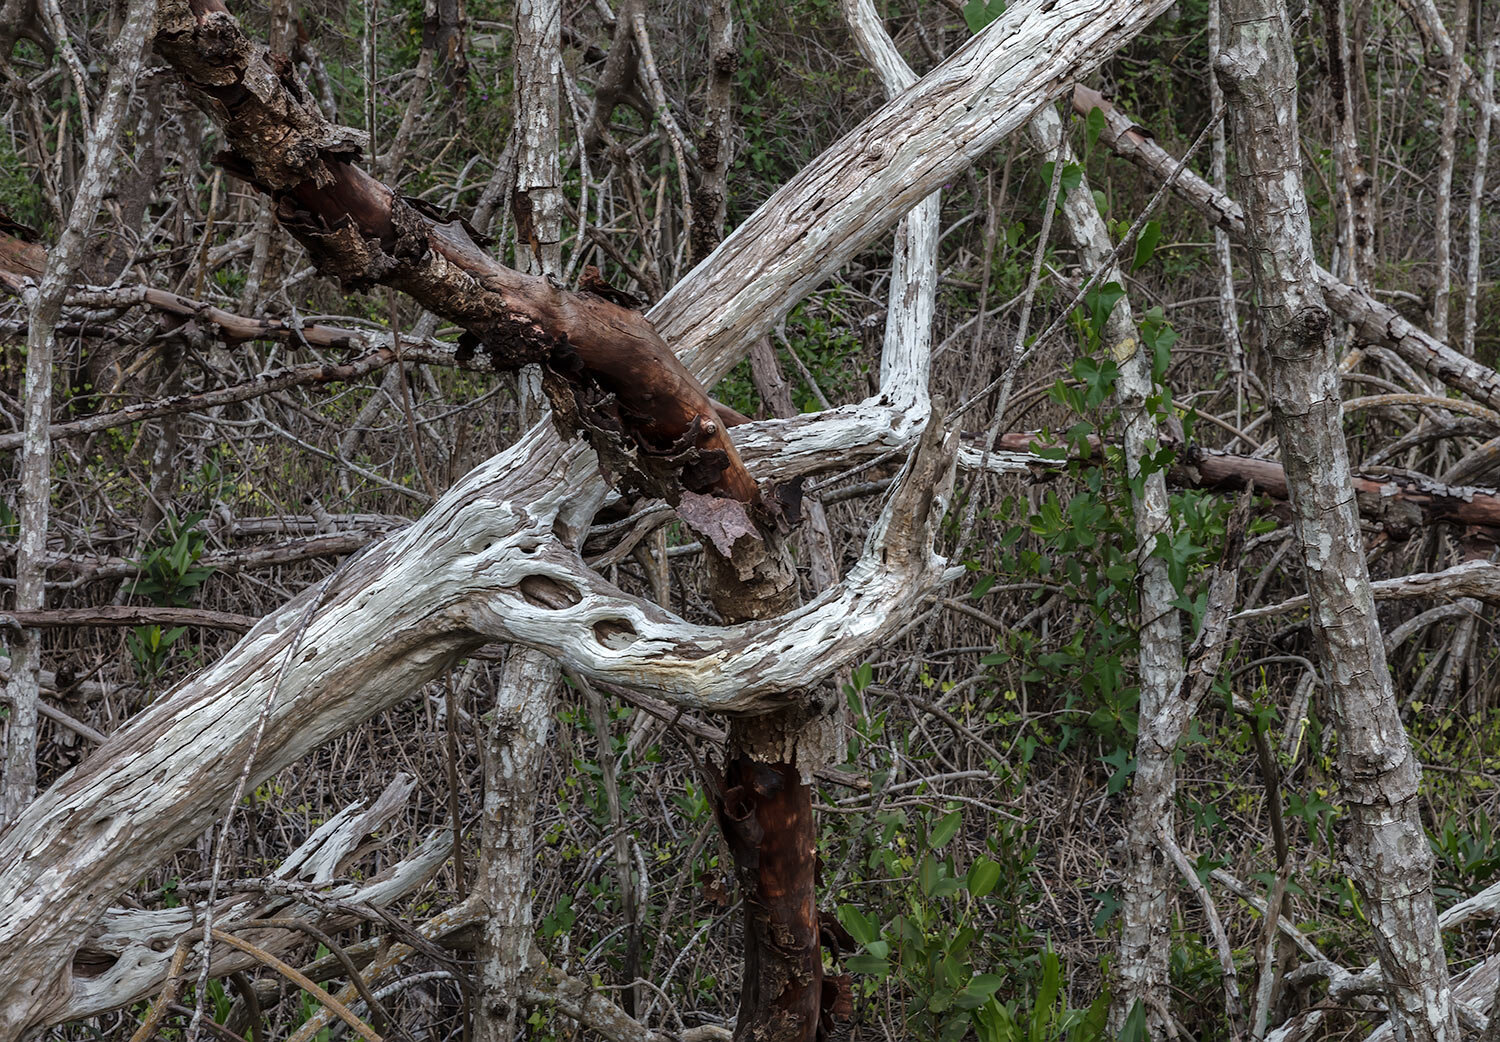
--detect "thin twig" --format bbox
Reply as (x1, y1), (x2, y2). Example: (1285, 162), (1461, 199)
(187, 571), (338, 1040)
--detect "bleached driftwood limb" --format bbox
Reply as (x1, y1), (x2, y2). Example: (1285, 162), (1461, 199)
(62, 778), (448, 1021)
(840, 0), (937, 413)
(656, 0), (1178, 389)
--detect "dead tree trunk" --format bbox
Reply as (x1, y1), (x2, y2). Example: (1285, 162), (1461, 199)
(1023, 104), (1186, 1031)
(474, 0), (566, 1033)
(1218, 3), (1457, 1040)
(476, 651), (558, 1041)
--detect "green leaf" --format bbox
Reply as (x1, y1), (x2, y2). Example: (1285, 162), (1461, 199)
(845, 953), (889, 977)
(939, 1016), (971, 1042)
(919, 852), (940, 896)
(836, 904), (880, 945)
(967, 856), (1002, 898)
(1132, 220), (1162, 270)
(930, 810), (962, 849)
(1086, 106), (1107, 149)
(976, 997), (1017, 1042)
(1118, 999), (1150, 1042)
(954, 973), (1004, 1010)
(1085, 281), (1127, 338)
(963, 0), (1006, 33)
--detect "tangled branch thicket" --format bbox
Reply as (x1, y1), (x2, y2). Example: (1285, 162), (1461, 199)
(3, 0), (1500, 1039)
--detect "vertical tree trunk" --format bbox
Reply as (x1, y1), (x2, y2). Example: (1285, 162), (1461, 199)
(839, 0), (936, 416)
(1218, 4), (1457, 1041)
(708, 535), (835, 1042)
(1024, 104), (1185, 1032)
(513, 0), (562, 427)
(1321, 0), (1376, 290)
(717, 709), (840, 1042)
(475, 0), (566, 1035)
(691, 0), (736, 265)
(476, 652), (557, 1042)
(2, 0), (155, 831)
(513, 0), (562, 277)
(1430, 0), (1468, 341)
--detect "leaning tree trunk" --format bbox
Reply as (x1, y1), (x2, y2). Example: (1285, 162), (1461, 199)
(1218, 3), (1457, 1041)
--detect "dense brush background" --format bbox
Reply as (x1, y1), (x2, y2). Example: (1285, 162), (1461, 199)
(3, 0), (1499, 1038)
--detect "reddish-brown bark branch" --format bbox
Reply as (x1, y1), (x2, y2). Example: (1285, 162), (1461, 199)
(3, 606), (259, 632)
(988, 433), (1500, 539)
(0, 211), (45, 280)
(0, 233), (758, 452)
(149, 0), (758, 507)
(711, 759), (824, 1042)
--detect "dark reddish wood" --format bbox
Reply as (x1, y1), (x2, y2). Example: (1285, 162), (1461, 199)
(989, 432), (1500, 537)
(712, 758), (824, 1042)
(151, 0), (757, 506)
(0, 210), (45, 284)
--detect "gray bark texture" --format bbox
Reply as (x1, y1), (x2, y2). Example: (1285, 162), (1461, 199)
(1218, 3), (1457, 1041)
(1, 0), (156, 831)
(475, 652), (557, 1042)
(1024, 105), (1184, 1032)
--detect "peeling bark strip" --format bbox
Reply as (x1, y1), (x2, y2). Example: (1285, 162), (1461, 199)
(150, 0), (756, 507)
(1218, 3), (1457, 1040)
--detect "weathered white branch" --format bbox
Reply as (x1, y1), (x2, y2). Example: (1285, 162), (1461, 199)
(732, 401), (1032, 481)
(462, 416), (958, 709)
(1233, 560), (1500, 622)
(840, 0), (936, 412)
(64, 780), (449, 1021)
(655, 0), (1176, 388)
